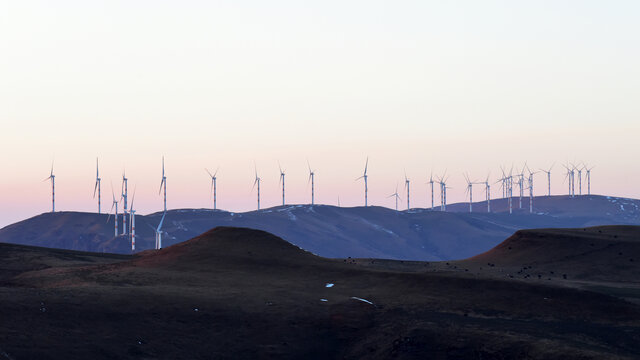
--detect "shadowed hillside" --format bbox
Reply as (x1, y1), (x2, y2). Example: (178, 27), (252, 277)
(1, 226), (640, 359)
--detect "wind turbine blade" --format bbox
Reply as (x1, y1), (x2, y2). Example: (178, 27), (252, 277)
(364, 157), (368, 175)
(205, 168), (213, 178)
(93, 181), (98, 198)
(130, 186), (137, 210)
(213, 166), (219, 177)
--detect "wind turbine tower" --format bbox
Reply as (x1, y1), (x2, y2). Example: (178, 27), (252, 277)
(206, 168), (218, 210)
(388, 184), (401, 211)
(155, 212), (166, 250)
(44, 163), (55, 212)
(428, 173), (435, 210)
(404, 173), (410, 210)
(129, 187), (136, 251)
(464, 173), (474, 213)
(107, 186), (118, 237)
(585, 165), (594, 195)
(94, 158), (101, 214)
(526, 165), (538, 213)
(355, 157), (369, 207)
(484, 175), (491, 213)
(159, 157), (167, 212)
(278, 162), (286, 206)
(518, 165), (526, 209)
(307, 161), (315, 205)
(539, 163), (554, 197)
(252, 166), (261, 210)
(121, 172), (128, 235)
(577, 165), (583, 195)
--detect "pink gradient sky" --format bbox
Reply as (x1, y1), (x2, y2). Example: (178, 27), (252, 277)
(1, 1), (639, 227)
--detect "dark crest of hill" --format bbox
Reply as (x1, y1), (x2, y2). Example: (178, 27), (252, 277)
(464, 225), (640, 282)
(133, 227), (324, 268)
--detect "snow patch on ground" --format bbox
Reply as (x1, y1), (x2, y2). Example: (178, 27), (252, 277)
(320, 299), (328, 302)
(351, 297), (373, 305)
(325, 283), (334, 288)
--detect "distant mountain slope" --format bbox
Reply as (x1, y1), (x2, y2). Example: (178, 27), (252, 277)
(0, 195), (638, 261)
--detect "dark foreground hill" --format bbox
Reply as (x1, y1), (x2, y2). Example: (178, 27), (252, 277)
(1, 195), (638, 261)
(1, 226), (640, 359)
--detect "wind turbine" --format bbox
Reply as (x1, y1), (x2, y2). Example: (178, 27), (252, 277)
(526, 165), (538, 213)
(155, 212), (166, 250)
(159, 156), (167, 212)
(584, 164), (594, 195)
(129, 186), (137, 251)
(107, 184), (118, 237)
(94, 158), (101, 214)
(355, 157), (369, 207)
(307, 160), (315, 205)
(463, 173), (475, 213)
(517, 164), (527, 209)
(437, 172), (449, 211)
(121, 171), (128, 236)
(563, 163), (573, 197)
(483, 173), (491, 213)
(278, 162), (286, 206)
(44, 162), (55, 212)
(252, 165), (261, 210)
(388, 184), (401, 211)
(205, 167), (218, 210)
(428, 172), (435, 210)
(539, 163), (554, 197)
(508, 166), (515, 214)
(576, 164), (584, 196)
(404, 172), (410, 210)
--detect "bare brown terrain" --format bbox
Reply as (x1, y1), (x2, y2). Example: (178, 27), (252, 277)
(0, 226), (639, 359)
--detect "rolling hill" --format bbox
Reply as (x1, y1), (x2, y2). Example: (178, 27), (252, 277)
(0, 195), (638, 261)
(1, 226), (639, 359)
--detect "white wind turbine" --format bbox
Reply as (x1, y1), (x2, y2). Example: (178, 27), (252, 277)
(576, 164), (584, 196)
(355, 157), (369, 207)
(584, 164), (595, 195)
(437, 172), (449, 211)
(44, 162), (55, 212)
(107, 184), (118, 237)
(129, 186), (137, 251)
(563, 163), (574, 197)
(483, 173), (491, 213)
(252, 165), (261, 210)
(526, 165), (538, 213)
(539, 163), (554, 197)
(278, 162), (286, 206)
(159, 156), (167, 212)
(156, 157), (167, 249)
(428, 172), (435, 211)
(121, 171), (128, 235)
(155, 212), (166, 250)
(517, 164), (527, 209)
(94, 158), (101, 214)
(463, 173), (476, 213)
(307, 160), (315, 205)
(388, 184), (401, 211)
(404, 172), (410, 210)
(205, 167), (219, 210)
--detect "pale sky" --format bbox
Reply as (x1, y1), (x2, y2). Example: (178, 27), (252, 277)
(0, 1), (639, 227)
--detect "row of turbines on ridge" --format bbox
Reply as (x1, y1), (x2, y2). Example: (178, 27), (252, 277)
(42, 157), (594, 252)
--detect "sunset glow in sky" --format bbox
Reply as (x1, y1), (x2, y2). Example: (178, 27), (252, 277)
(1, 1), (639, 227)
